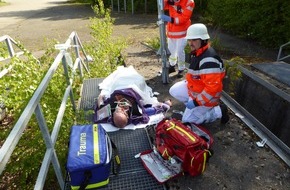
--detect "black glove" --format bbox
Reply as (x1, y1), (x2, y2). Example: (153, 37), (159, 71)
(168, 0), (175, 5)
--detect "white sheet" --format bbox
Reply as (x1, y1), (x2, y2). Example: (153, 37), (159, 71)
(100, 113), (165, 132)
(98, 66), (159, 105)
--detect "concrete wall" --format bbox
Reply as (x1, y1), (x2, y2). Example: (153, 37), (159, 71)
(223, 65), (290, 147)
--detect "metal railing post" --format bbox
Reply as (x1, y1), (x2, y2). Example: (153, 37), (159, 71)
(111, 0), (114, 11)
(73, 35), (84, 80)
(5, 38), (15, 57)
(0, 32), (91, 189)
(62, 53), (77, 112)
(157, 0), (170, 84)
(34, 104), (64, 190)
(277, 41), (290, 62)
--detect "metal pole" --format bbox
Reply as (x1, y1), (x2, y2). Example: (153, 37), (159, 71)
(131, 0), (134, 14)
(5, 38), (15, 58)
(124, 0), (126, 13)
(111, 0), (114, 11)
(157, 0), (170, 84)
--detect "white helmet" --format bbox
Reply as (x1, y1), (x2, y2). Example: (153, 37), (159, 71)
(185, 23), (210, 40)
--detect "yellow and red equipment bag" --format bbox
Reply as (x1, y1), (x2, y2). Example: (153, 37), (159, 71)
(155, 118), (213, 176)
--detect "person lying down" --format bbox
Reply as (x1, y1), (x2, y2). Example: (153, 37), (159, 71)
(94, 66), (171, 129)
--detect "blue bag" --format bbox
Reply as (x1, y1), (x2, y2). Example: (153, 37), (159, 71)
(67, 124), (119, 190)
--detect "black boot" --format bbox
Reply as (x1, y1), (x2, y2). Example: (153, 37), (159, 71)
(177, 70), (184, 78)
(220, 104), (229, 124)
(169, 65), (176, 73)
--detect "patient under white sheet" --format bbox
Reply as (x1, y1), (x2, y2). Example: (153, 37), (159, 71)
(97, 66), (168, 132)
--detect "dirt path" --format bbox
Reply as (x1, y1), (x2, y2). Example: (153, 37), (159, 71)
(1, 2), (289, 190)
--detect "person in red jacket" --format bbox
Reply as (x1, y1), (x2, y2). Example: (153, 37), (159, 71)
(160, 0), (195, 78)
(169, 23), (229, 124)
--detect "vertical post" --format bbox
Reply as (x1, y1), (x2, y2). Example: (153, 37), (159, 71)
(131, 0), (134, 14)
(124, 0), (127, 13)
(157, 0), (170, 84)
(62, 53), (77, 112)
(5, 38), (15, 58)
(73, 35), (84, 81)
(34, 104), (65, 190)
(111, 0), (114, 11)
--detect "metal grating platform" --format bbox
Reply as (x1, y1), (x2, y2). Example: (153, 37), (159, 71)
(97, 129), (165, 190)
(69, 78), (165, 190)
(99, 170), (165, 190)
(79, 78), (104, 111)
(108, 129), (152, 173)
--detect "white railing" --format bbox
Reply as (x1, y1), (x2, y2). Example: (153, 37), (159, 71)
(277, 41), (290, 62)
(0, 35), (39, 78)
(0, 31), (91, 190)
(0, 35), (24, 60)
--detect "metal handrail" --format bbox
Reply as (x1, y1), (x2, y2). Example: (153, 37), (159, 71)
(0, 35), (39, 62)
(277, 41), (290, 61)
(0, 31), (90, 190)
(0, 35), (40, 78)
(0, 35), (24, 59)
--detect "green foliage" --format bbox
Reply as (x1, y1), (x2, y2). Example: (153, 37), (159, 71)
(85, 0), (127, 77)
(0, 51), (43, 118)
(0, 0), (127, 189)
(0, 41), (9, 60)
(0, 41), (76, 189)
(0, 1), (5, 6)
(224, 57), (244, 97)
(205, 0), (290, 48)
(146, 37), (160, 50)
(194, 0), (209, 15)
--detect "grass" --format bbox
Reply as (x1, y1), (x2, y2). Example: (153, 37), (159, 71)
(0, 2), (8, 7)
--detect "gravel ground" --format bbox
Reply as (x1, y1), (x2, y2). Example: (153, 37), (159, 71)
(110, 12), (290, 190)
(1, 1), (289, 190)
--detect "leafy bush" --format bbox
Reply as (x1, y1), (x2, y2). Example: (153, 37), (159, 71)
(224, 57), (244, 97)
(0, 42), (9, 60)
(85, 0), (127, 77)
(0, 44), (74, 189)
(206, 0), (290, 48)
(0, 0), (127, 189)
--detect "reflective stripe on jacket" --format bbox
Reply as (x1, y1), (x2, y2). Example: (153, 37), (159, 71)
(186, 45), (225, 107)
(164, 0), (195, 39)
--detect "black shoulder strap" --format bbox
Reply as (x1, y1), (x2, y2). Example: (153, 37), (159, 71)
(110, 138), (121, 175)
(79, 171), (92, 190)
